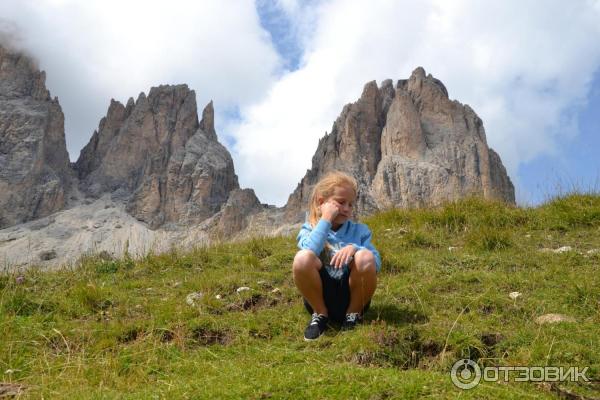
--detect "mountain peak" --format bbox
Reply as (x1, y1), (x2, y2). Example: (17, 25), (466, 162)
(285, 67), (514, 221)
(0, 43), (71, 229)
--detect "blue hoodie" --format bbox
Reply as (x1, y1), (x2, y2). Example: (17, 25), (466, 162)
(296, 218), (382, 277)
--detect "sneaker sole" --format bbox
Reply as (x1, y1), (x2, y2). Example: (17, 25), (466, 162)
(304, 331), (326, 341)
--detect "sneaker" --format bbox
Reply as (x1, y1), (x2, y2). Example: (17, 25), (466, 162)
(304, 313), (329, 341)
(341, 312), (362, 331)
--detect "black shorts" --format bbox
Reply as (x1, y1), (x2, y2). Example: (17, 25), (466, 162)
(303, 265), (371, 323)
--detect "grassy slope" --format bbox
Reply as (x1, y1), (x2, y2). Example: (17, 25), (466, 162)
(1, 194), (599, 399)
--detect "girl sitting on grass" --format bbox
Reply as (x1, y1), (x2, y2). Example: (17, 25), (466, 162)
(293, 171), (381, 341)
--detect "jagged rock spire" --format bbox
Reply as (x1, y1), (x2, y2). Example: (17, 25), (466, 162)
(74, 85), (239, 228)
(0, 43), (72, 228)
(285, 67), (515, 222)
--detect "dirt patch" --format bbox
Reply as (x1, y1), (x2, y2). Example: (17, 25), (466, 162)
(158, 329), (175, 343)
(154, 326), (187, 347)
(118, 327), (144, 343)
(479, 304), (496, 315)
(481, 332), (504, 348)
(352, 351), (381, 366)
(190, 326), (232, 346)
(354, 326), (443, 369)
(421, 340), (443, 357)
(226, 293), (280, 312)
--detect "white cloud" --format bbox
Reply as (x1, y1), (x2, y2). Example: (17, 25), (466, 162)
(0, 0), (281, 160)
(229, 0), (600, 206)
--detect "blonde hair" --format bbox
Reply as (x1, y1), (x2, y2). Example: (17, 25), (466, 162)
(308, 170), (358, 228)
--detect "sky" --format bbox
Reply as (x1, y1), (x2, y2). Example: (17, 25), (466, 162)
(1, 0), (599, 207)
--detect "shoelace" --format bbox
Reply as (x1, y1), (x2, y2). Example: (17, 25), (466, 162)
(310, 313), (327, 325)
(346, 313), (360, 323)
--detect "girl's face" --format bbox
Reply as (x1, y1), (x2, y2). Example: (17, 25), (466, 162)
(319, 184), (356, 227)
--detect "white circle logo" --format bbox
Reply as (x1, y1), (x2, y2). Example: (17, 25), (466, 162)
(451, 359), (481, 389)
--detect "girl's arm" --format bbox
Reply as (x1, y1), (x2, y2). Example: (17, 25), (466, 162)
(296, 219), (331, 256)
(351, 226), (382, 272)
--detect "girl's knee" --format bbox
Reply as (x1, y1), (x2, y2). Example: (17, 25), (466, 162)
(355, 249), (375, 266)
(350, 250), (376, 275)
(292, 249), (322, 271)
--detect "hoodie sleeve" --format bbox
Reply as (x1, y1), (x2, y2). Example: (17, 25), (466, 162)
(296, 219), (331, 256)
(351, 225), (382, 272)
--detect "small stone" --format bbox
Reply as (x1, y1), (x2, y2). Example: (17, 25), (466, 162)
(553, 246), (572, 253)
(535, 313), (576, 324)
(186, 292), (203, 306)
(270, 288), (281, 294)
(135, 304), (142, 309)
(236, 286), (251, 293)
(0, 382), (24, 397)
(509, 291), (521, 300)
(93, 223), (101, 229)
(448, 246), (459, 251)
(15, 275), (25, 284)
(215, 294), (222, 300)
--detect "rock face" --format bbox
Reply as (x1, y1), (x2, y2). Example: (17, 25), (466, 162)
(285, 67), (515, 221)
(0, 44), (72, 229)
(75, 87), (239, 228)
(215, 188), (263, 238)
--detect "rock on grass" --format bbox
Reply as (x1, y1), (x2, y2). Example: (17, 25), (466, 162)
(535, 314), (576, 324)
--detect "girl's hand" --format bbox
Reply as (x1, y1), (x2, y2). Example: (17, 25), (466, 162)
(330, 245), (357, 269)
(320, 200), (340, 222)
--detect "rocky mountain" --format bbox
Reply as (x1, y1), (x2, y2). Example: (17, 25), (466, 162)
(284, 67), (515, 222)
(74, 85), (240, 229)
(0, 44), (516, 269)
(0, 44), (72, 229)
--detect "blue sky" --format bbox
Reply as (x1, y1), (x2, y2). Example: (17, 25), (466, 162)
(518, 72), (600, 204)
(2, 0), (599, 207)
(255, 0), (304, 72)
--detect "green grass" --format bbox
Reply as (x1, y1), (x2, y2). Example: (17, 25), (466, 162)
(1, 195), (600, 399)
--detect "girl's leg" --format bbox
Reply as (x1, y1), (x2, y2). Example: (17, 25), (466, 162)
(347, 249), (377, 314)
(292, 249), (328, 316)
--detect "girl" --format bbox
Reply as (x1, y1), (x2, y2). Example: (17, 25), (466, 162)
(293, 171), (381, 341)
